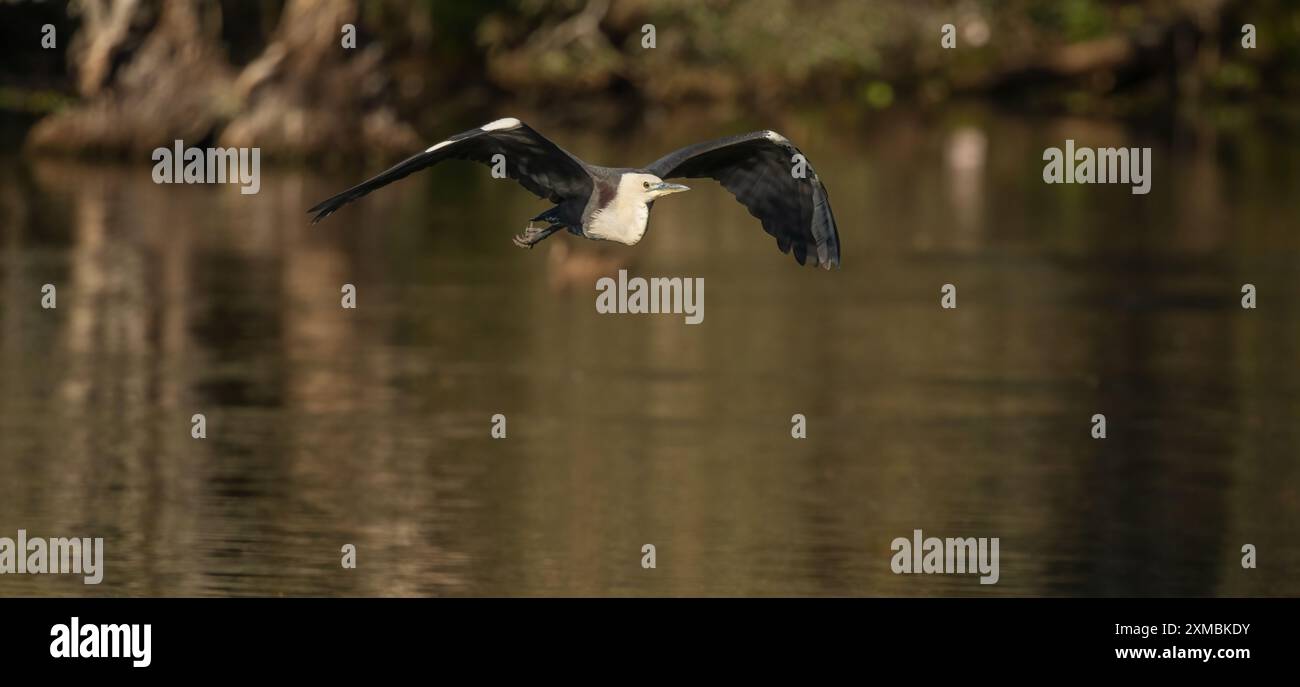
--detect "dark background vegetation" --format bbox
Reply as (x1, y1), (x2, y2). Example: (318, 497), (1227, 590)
(2, 0), (1298, 160)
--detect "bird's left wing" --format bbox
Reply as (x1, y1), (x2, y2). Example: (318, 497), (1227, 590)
(309, 118), (592, 223)
(645, 131), (840, 268)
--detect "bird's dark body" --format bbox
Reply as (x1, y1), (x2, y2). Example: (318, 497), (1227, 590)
(528, 203), (581, 234)
(530, 165), (624, 234)
(308, 118), (841, 268)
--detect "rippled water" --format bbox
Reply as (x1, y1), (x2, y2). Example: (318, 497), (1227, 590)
(1, 111), (1297, 596)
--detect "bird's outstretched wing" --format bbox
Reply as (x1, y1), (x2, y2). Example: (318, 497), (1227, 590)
(308, 118), (593, 223)
(645, 131), (840, 268)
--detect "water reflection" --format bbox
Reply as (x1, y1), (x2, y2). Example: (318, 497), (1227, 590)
(0, 112), (1297, 596)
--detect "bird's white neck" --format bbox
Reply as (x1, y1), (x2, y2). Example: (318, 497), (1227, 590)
(586, 177), (651, 245)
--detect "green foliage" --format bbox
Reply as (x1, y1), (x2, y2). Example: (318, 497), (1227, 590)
(3, 0), (1299, 119)
(1027, 0), (1112, 42)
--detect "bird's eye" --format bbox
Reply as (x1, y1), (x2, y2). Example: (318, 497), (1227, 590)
(643, 181), (650, 189)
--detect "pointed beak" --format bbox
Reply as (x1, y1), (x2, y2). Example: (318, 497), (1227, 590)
(652, 182), (690, 195)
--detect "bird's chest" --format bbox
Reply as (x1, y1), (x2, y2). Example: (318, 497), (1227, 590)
(585, 198), (650, 245)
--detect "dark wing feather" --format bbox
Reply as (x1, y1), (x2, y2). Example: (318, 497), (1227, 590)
(645, 131), (840, 268)
(308, 119), (593, 223)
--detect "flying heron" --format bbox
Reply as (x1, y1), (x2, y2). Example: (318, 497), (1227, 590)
(308, 118), (841, 268)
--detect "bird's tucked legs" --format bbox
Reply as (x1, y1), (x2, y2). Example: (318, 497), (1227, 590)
(513, 222), (562, 249)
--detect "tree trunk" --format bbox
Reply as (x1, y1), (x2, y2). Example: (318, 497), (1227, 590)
(27, 0), (417, 160)
(28, 0), (232, 156)
(220, 0), (419, 159)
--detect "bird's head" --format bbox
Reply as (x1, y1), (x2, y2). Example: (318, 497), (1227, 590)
(627, 173), (690, 202)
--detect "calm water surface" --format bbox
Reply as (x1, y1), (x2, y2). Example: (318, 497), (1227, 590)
(1, 112), (1297, 595)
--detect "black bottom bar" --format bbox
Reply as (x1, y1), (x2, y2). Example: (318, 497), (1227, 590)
(1, 597), (1287, 675)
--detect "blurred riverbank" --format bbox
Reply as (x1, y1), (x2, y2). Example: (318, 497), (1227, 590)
(3, 1), (1300, 162)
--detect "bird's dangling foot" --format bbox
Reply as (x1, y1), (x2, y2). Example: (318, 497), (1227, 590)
(513, 222), (561, 249)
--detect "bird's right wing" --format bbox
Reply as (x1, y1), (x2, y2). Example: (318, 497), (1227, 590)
(308, 118), (592, 223)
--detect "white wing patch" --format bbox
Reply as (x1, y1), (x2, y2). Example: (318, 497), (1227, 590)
(426, 117), (520, 151)
(481, 117), (521, 132)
